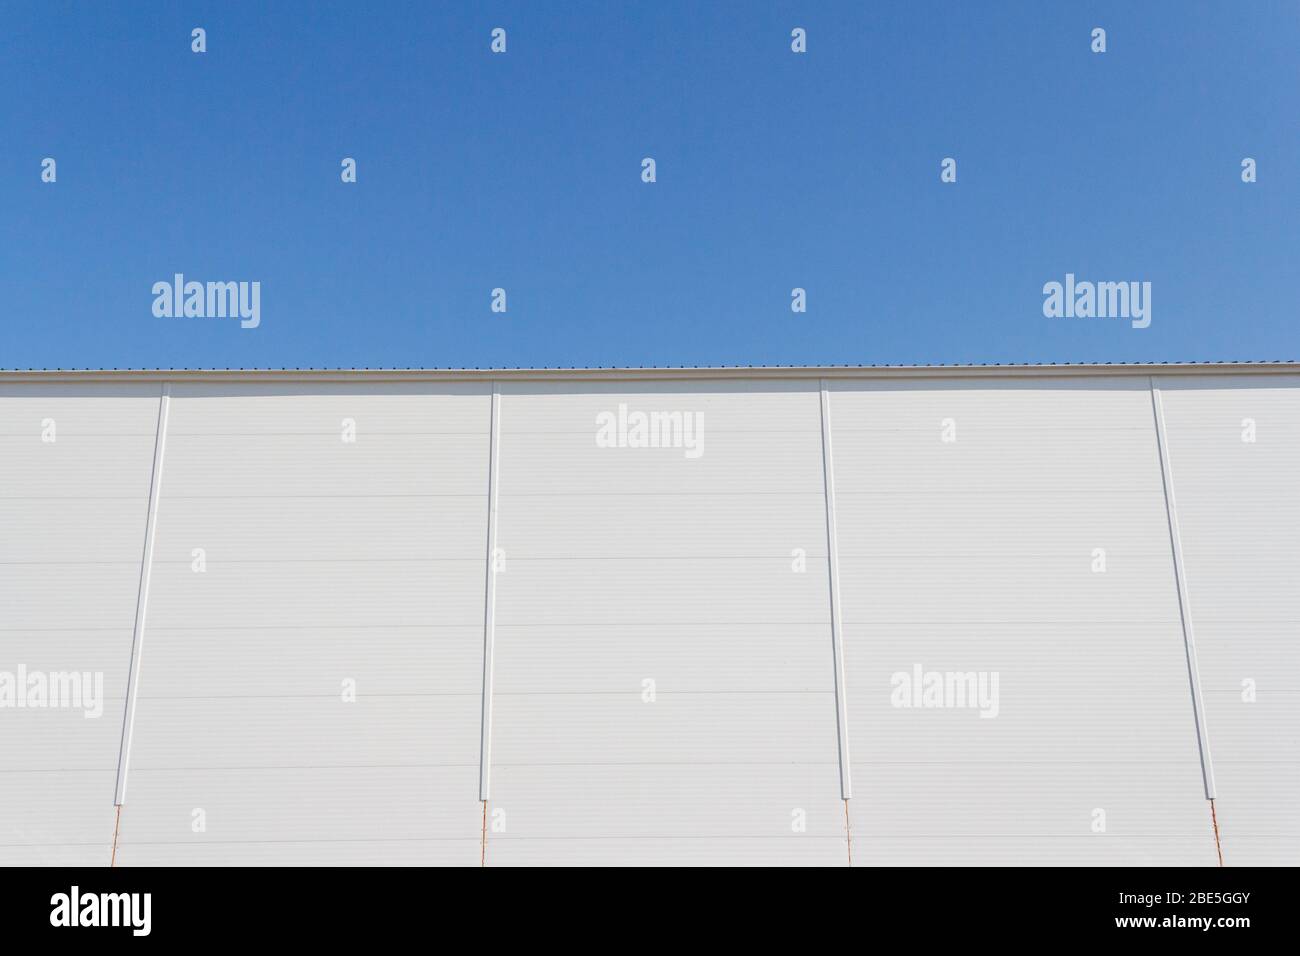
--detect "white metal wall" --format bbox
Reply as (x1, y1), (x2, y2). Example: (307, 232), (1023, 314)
(110, 383), (491, 865)
(826, 377), (1214, 864)
(1, 372), (1294, 867)
(0, 384), (160, 863)
(486, 381), (845, 865)
(1156, 375), (1300, 865)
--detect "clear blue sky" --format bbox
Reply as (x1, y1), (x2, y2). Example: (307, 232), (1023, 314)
(2, 1), (1296, 369)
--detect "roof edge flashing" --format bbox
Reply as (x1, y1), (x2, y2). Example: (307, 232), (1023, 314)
(2, 361), (1299, 383)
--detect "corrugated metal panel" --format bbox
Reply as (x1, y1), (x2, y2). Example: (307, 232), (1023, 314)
(110, 383), (491, 865)
(486, 381), (846, 865)
(0, 384), (160, 864)
(827, 377), (1215, 864)
(1156, 375), (1300, 865)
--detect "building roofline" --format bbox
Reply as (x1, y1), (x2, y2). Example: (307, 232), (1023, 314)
(1, 362), (1298, 383)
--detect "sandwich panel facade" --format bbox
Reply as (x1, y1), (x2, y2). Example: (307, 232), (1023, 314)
(111, 383), (491, 866)
(486, 380), (847, 866)
(828, 377), (1216, 865)
(1, 369), (1296, 867)
(1156, 375), (1300, 865)
(0, 384), (160, 864)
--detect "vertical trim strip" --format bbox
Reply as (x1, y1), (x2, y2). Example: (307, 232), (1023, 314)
(1149, 377), (1216, 799)
(818, 380), (853, 800)
(478, 382), (502, 801)
(114, 382), (171, 806)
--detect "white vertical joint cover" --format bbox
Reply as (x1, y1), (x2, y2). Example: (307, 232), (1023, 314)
(1149, 377), (1216, 800)
(818, 380), (853, 800)
(113, 381), (171, 806)
(478, 382), (502, 801)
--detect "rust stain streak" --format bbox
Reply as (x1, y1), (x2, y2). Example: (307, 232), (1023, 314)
(1209, 798), (1224, 867)
(843, 799), (854, 868)
(110, 805), (123, 868)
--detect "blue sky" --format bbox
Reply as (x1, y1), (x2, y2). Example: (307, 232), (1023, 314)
(2, 1), (1296, 369)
